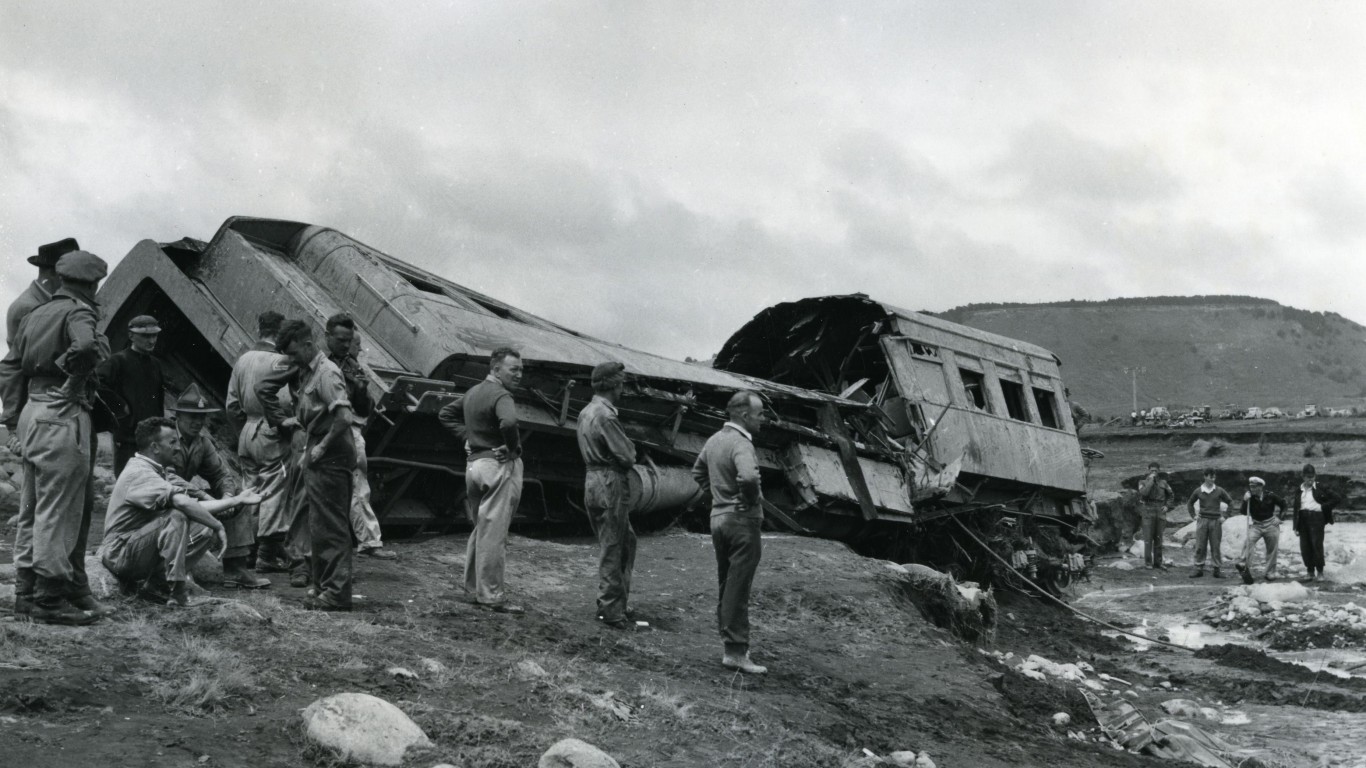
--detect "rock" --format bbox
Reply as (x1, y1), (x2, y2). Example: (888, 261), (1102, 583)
(1052, 712), (1071, 727)
(0, 563), (14, 582)
(419, 657), (448, 676)
(84, 554), (120, 599)
(516, 659), (548, 679)
(0, 480), (16, 499)
(0, 582), (14, 605)
(915, 753), (936, 768)
(302, 692), (432, 767)
(538, 738), (620, 768)
(1249, 582), (1310, 604)
(1160, 698), (1203, 717)
(888, 751), (919, 767)
(387, 666), (418, 679)
(191, 553), (223, 584)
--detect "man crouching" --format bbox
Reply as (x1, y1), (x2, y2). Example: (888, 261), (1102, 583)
(99, 417), (261, 606)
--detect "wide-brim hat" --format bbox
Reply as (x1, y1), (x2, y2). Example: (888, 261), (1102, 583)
(30, 237), (81, 268)
(171, 383), (220, 414)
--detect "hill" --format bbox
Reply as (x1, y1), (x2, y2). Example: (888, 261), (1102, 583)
(938, 296), (1366, 416)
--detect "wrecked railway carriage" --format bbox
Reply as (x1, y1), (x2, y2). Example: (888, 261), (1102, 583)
(96, 218), (1091, 585)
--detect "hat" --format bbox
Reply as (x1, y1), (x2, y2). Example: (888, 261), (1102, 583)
(171, 383), (219, 414)
(1248, 477), (1265, 486)
(128, 315), (162, 334)
(27, 237), (79, 268)
(54, 250), (108, 282)
(591, 361), (627, 387)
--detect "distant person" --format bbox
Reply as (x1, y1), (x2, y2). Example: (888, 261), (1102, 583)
(693, 390), (768, 674)
(1136, 461), (1174, 570)
(98, 315), (167, 474)
(575, 361), (638, 629)
(1291, 463), (1340, 583)
(1130, 411), (1138, 426)
(438, 347), (525, 614)
(1185, 469), (1234, 578)
(1236, 477), (1287, 584)
(99, 417), (260, 606)
(6, 238), (78, 348)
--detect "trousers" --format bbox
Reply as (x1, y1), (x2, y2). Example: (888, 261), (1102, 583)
(1138, 502), (1165, 567)
(239, 416), (291, 542)
(305, 459), (354, 607)
(15, 396), (91, 584)
(100, 511), (215, 583)
(711, 514), (762, 654)
(1242, 519), (1281, 576)
(584, 468), (636, 622)
(464, 457), (522, 605)
(1192, 517), (1223, 569)
(1298, 523), (1327, 571)
(349, 426), (382, 550)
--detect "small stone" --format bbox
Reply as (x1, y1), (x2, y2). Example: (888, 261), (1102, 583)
(302, 692), (432, 767)
(538, 737), (621, 768)
(1051, 712), (1071, 727)
(914, 753), (936, 768)
(887, 751), (918, 767)
(419, 658), (447, 676)
(1159, 681), (1173, 689)
(516, 659), (548, 679)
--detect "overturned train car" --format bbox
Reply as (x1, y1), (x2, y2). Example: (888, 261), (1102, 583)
(96, 218), (965, 534)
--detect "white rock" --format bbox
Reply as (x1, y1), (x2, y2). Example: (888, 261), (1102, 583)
(538, 737), (621, 768)
(386, 666), (418, 679)
(516, 659), (548, 679)
(1229, 596), (1260, 616)
(1159, 698), (1203, 717)
(1052, 712), (1071, 726)
(301, 692), (432, 767)
(914, 753), (936, 768)
(883, 562), (909, 574)
(419, 658), (447, 675)
(1249, 582), (1310, 604)
(84, 554), (120, 599)
(0, 583), (13, 604)
(886, 751), (919, 767)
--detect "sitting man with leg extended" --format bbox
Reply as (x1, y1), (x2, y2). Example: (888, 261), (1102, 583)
(99, 417), (261, 606)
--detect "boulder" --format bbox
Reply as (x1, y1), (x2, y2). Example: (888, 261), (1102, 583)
(1248, 582), (1309, 604)
(302, 692), (432, 767)
(84, 554), (120, 599)
(538, 738), (620, 768)
(0, 582), (14, 606)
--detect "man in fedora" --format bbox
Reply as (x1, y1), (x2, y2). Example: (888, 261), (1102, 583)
(98, 315), (166, 474)
(168, 383), (270, 589)
(7, 238), (79, 348)
(0, 250), (112, 624)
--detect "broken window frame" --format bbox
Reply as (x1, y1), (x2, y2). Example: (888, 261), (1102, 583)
(1033, 386), (1061, 429)
(958, 365), (992, 412)
(997, 368), (1032, 423)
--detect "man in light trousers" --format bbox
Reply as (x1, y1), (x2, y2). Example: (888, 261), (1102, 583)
(1237, 477), (1287, 583)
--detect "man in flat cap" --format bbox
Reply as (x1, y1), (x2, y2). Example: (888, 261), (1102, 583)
(167, 383), (270, 589)
(6, 238), (78, 349)
(575, 361), (638, 628)
(97, 314), (166, 475)
(0, 250), (111, 624)
(1237, 476), (1287, 584)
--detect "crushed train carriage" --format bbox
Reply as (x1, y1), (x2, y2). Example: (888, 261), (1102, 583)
(95, 218), (1095, 588)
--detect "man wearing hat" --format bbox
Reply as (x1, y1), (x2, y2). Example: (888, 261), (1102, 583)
(575, 361), (638, 629)
(1136, 461), (1175, 570)
(97, 314), (166, 475)
(168, 383), (270, 589)
(1237, 476), (1288, 584)
(0, 250), (111, 624)
(1291, 463), (1340, 583)
(6, 238), (79, 348)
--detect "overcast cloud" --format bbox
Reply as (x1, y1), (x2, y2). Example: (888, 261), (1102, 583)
(2, 1), (1363, 360)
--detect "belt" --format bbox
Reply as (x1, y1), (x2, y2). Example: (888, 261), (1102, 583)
(27, 376), (65, 390)
(585, 464), (629, 473)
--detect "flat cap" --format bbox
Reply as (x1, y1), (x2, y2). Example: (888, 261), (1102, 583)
(28, 237), (80, 268)
(54, 250), (108, 282)
(128, 315), (162, 334)
(171, 383), (219, 414)
(591, 361), (627, 386)
(1248, 476), (1265, 486)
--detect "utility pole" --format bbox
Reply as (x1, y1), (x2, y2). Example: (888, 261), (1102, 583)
(1123, 366), (1146, 415)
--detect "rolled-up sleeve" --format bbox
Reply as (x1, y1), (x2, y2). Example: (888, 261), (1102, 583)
(317, 367), (351, 413)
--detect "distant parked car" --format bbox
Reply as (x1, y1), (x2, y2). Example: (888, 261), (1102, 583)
(1328, 407), (1353, 417)
(1262, 407), (1284, 418)
(1243, 407), (1262, 419)
(1301, 404), (1319, 418)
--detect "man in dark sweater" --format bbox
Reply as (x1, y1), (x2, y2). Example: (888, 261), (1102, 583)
(98, 315), (166, 474)
(438, 347), (525, 613)
(1237, 477), (1287, 583)
(1291, 463), (1340, 583)
(1185, 469), (1234, 578)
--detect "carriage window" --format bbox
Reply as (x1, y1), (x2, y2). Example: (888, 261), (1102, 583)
(1033, 387), (1060, 429)
(999, 377), (1030, 422)
(959, 368), (990, 411)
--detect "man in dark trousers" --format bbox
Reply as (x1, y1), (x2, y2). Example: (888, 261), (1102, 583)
(1291, 463), (1340, 583)
(275, 320), (355, 610)
(7, 238), (78, 348)
(0, 251), (111, 624)
(1137, 461), (1175, 569)
(693, 390), (768, 674)
(167, 383), (270, 589)
(1185, 468), (1234, 578)
(438, 347), (525, 614)
(1237, 477), (1287, 584)
(575, 361), (637, 628)
(98, 315), (166, 475)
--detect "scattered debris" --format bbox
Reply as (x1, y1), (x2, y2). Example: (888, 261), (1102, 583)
(1204, 587), (1366, 650)
(386, 666), (418, 679)
(301, 692), (432, 766)
(897, 563), (996, 642)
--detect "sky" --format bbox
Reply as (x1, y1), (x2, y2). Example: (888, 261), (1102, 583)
(2, 2), (1364, 362)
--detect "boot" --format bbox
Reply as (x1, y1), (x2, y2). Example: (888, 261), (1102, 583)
(1211, 569), (1224, 579)
(721, 652), (768, 675)
(166, 581), (192, 607)
(221, 556), (271, 589)
(69, 592), (117, 618)
(13, 567), (35, 618)
(255, 539), (291, 573)
(31, 577), (98, 626)
(1189, 569), (1204, 578)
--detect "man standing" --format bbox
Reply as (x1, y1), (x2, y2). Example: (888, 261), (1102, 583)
(438, 347), (525, 614)
(692, 390), (768, 674)
(323, 314), (394, 560)
(99, 417), (260, 606)
(226, 311), (298, 576)
(1291, 463), (1340, 583)
(275, 320), (355, 611)
(98, 315), (166, 474)
(0, 251), (110, 625)
(575, 361), (637, 628)
(1137, 461), (1175, 570)
(168, 383), (270, 589)
(1185, 468), (1234, 578)
(7, 238), (78, 347)
(1237, 477), (1287, 584)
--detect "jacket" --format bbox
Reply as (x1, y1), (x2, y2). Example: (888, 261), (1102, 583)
(1291, 482), (1341, 532)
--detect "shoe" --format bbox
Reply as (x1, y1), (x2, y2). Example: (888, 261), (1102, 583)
(256, 557), (292, 574)
(624, 607), (636, 620)
(289, 571), (310, 588)
(597, 615), (630, 629)
(302, 594), (351, 612)
(721, 653), (768, 674)
(1234, 563), (1254, 585)
(30, 599), (99, 626)
(1211, 570), (1225, 579)
(13, 593), (34, 617)
(69, 593), (117, 618)
(359, 547), (397, 560)
(222, 567), (272, 590)
(480, 602), (524, 614)
(137, 578), (173, 605)
(166, 582), (195, 608)
(1190, 570), (1204, 578)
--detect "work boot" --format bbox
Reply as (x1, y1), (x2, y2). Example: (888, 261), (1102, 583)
(721, 653), (768, 675)
(1211, 569), (1224, 579)
(221, 557), (271, 589)
(358, 546), (397, 560)
(32, 578), (98, 626)
(69, 592), (117, 618)
(166, 581), (193, 608)
(1189, 570), (1204, 578)
(13, 567), (35, 618)
(1234, 563), (1254, 585)
(289, 568), (310, 588)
